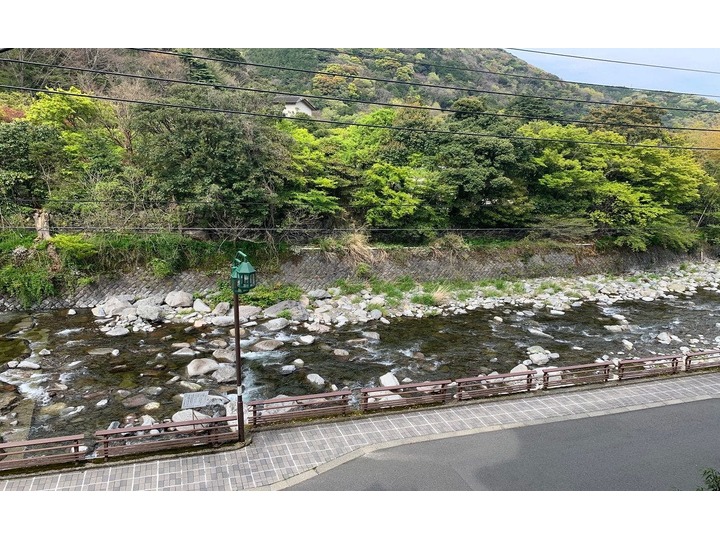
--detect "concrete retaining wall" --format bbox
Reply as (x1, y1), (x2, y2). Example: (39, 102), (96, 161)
(0, 245), (714, 311)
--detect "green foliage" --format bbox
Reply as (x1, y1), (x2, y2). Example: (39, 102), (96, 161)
(411, 293), (435, 306)
(148, 257), (173, 278)
(49, 233), (97, 268)
(697, 468), (720, 491)
(520, 121), (712, 251)
(243, 283), (303, 308)
(0, 231), (35, 251)
(132, 85), (293, 230)
(354, 262), (372, 279)
(0, 120), (65, 204)
(0, 256), (55, 308)
(332, 278), (365, 295)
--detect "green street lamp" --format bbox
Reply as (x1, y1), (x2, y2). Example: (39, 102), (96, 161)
(231, 250), (257, 443)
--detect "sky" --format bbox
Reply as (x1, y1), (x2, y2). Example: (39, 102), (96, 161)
(506, 48), (720, 101)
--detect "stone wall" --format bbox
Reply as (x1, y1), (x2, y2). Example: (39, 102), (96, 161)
(0, 245), (716, 311)
(273, 245), (714, 289)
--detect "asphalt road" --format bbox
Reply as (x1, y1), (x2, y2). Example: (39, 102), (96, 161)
(286, 399), (720, 490)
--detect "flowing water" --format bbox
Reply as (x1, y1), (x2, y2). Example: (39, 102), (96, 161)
(2, 288), (720, 439)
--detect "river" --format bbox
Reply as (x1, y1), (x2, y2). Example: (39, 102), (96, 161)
(2, 286), (720, 440)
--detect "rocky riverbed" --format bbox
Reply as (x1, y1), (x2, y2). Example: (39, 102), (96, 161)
(3, 260), (720, 444)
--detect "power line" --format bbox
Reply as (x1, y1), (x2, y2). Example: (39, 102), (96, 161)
(507, 49), (720, 76)
(0, 225), (622, 233)
(132, 48), (720, 117)
(315, 47), (720, 102)
(3, 55), (720, 136)
(4, 83), (719, 152)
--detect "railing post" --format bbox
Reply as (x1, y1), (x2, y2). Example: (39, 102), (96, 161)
(102, 436), (109, 461)
(73, 437), (82, 465)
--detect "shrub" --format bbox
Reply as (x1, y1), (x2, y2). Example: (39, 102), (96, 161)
(0, 261), (55, 308)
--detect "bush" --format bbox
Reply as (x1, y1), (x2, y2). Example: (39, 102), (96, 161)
(0, 261), (55, 308)
(215, 281), (303, 308)
(49, 234), (98, 268)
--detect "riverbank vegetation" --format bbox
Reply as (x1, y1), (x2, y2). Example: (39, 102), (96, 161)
(2, 48), (720, 306)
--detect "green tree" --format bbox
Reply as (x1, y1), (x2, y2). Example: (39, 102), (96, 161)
(132, 85), (293, 230)
(584, 99), (666, 143)
(433, 97), (534, 228)
(0, 121), (65, 206)
(519, 121), (711, 250)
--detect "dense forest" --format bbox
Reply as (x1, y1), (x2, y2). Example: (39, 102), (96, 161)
(2, 48), (720, 304)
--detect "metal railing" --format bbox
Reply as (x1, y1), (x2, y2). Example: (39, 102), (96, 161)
(359, 380), (453, 412)
(618, 354), (682, 381)
(2, 349), (720, 473)
(685, 350), (720, 372)
(94, 416), (238, 460)
(0, 434), (85, 471)
(456, 370), (536, 400)
(247, 390), (352, 427)
(542, 361), (613, 389)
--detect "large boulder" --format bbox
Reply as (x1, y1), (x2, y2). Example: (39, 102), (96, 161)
(307, 289), (331, 299)
(379, 372), (400, 387)
(252, 340), (285, 352)
(122, 394), (151, 408)
(236, 306), (262, 320)
(306, 373), (325, 386)
(212, 364), (237, 383)
(257, 318), (290, 332)
(171, 409), (212, 432)
(136, 303), (162, 322)
(103, 296), (133, 317)
(165, 290), (194, 308)
(213, 348), (236, 362)
(106, 326), (130, 337)
(263, 300), (309, 322)
(186, 358), (220, 377)
(211, 316), (235, 327)
(212, 302), (230, 316)
(193, 299), (212, 313)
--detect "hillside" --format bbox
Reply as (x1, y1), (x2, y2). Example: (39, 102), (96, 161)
(2, 48), (718, 125)
(1, 48), (720, 306)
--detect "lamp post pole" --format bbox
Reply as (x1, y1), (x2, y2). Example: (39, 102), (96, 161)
(233, 289), (245, 443)
(230, 250), (257, 444)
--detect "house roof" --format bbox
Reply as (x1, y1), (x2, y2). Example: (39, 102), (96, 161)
(273, 95), (319, 111)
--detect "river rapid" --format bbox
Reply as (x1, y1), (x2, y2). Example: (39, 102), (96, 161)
(3, 263), (720, 440)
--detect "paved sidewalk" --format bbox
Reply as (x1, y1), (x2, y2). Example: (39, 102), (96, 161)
(2, 373), (720, 491)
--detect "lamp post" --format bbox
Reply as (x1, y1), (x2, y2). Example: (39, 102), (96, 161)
(230, 250), (257, 443)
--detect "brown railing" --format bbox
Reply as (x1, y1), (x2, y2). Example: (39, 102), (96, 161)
(618, 354), (681, 381)
(455, 370), (536, 400)
(247, 390), (352, 427)
(685, 350), (720, 372)
(3, 349), (720, 473)
(359, 380), (453, 412)
(542, 361), (613, 389)
(94, 416), (237, 460)
(0, 434), (85, 471)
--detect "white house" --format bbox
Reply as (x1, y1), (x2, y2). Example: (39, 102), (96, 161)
(273, 96), (319, 117)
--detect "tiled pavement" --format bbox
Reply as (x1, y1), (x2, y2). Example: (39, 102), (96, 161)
(2, 373), (720, 491)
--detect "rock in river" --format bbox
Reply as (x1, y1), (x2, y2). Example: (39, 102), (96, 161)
(252, 340), (285, 352)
